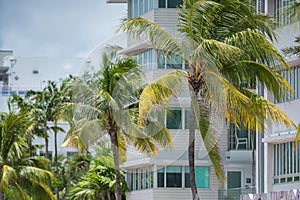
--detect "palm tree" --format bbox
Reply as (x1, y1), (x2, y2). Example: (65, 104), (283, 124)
(120, 0), (297, 199)
(68, 156), (128, 200)
(10, 94), (41, 157)
(24, 81), (66, 162)
(60, 47), (181, 200)
(0, 111), (56, 200)
(12, 82), (66, 200)
(25, 87), (52, 159)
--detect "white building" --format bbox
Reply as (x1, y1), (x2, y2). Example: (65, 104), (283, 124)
(0, 50), (83, 157)
(105, 0), (300, 199)
(261, 0), (300, 195)
(104, 1), (267, 199)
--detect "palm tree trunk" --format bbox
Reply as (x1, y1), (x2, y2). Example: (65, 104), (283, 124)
(44, 123), (49, 159)
(28, 134), (32, 157)
(45, 137), (49, 159)
(107, 190), (112, 200)
(109, 121), (122, 200)
(54, 120), (58, 164)
(54, 120), (60, 200)
(189, 102), (200, 200)
(251, 131), (255, 187)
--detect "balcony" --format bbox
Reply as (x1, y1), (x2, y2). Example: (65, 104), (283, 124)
(218, 187), (256, 200)
(228, 123), (256, 151)
(226, 123), (256, 162)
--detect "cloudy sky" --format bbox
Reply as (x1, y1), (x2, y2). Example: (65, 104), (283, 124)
(0, 0), (127, 58)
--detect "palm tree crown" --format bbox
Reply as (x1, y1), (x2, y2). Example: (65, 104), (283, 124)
(120, 0), (297, 199)
(0, 111), (56, 200)
(60, 46), (182, 200)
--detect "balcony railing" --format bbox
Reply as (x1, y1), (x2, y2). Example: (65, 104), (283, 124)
(218, 187), (256, 200)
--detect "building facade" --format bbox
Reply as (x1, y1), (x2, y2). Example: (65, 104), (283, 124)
(258, 0), (300, 196)
(106, 1), (265, 199)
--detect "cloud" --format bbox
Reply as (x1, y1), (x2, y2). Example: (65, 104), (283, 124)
(0, 0), (127, 58)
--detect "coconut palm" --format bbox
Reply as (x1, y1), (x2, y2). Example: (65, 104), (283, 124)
(60, 46), (181, 200)
(67, 156), (127, 200)
(10, 94), (42, 157)
(25, 81), (65, 161)
(0, 111), (55, 200)
(120, 0), (297, 199)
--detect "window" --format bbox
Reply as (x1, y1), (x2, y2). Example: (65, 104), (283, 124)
(166, 107), (182, 129)
(127, 166), (154, 191)
(274, 141), (300, 184)
(166, 54), (182, 69)
(228, 123), (255, 150)
(157, 50), (183, 69)
(158, 0), (166, 8)
(157, 165), (210, 188)
(167, 0), (183, 8)
(166, 166), (182, 187)
(157, 165), (165, 187)
(277, 64), (300, 103)
(134, 49), (156, 72)
(274, 0), (300, 26)
(135, 49), (184, 70)
(130, 0), (156, 18)
(185, 166), (210, 188)
(158, 0), (183, 8)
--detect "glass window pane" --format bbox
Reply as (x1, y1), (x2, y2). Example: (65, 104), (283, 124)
(185, 166), (191, 187)
(158, 0), (166, 8)
(185, 166), (210, 188)
(166, 166), (182, 187)
(166, 107), (182, 129)
(157, 53), (165, 69)
(157, 165), (164, 187)
(167, 0), (183, 8)
(166, 54), (182, 69)
(196, 166), (209, 188)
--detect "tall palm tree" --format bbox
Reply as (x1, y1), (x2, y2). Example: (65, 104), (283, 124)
(25, 81), (66, 162)
(0, 111), (56, 200)
(120, 0), (297, 199)
(60, 47), (181, 200)
(10, 94), (41, 157)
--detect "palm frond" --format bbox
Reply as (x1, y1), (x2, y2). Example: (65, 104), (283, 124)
(190, 90), (225, 181)
(225, 29), (288, 69)
(139, 70), (185, 118)
(119, 17), (184, 56)
(193, 39), (241, 70)
(223, 60), (293, 101)
(204, 71), (296, 131)
(178, 0), (221, 43)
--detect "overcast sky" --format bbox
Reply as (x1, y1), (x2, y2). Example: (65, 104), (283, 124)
(0, 0), (127, 58)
